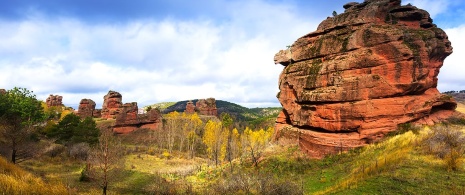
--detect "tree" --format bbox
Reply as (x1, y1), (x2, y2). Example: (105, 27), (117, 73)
(242, 127), (273, 167)
(47, 114), (100, 146)
(186, 113), (203, 159)
(164, 111), (180, 154)
(203, 120), (224, 166)
(0, 87), (45, 164)
(87, 128), (123, 195)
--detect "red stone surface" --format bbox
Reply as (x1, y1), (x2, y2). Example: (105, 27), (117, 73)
(185, 100), (196, 114)
(46, 94), (63, 107)
(78, 99), (96, 119)
(196, 98), (218, 116)
(274, 0), (460, 158)
(101, 91), (123, 119)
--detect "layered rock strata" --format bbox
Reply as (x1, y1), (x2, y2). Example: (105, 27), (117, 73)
(274, 0), (460, 158)
(114, 102), (162, 134)
(101, 91), (123, 119)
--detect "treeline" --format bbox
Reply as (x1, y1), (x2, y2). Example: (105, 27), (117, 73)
(444, 90), (465, 94)
(138, 111), (274, 167)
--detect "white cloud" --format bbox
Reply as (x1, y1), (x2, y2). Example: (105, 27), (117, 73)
(438, 25), (465, 92)
(0, 0), (317, 109)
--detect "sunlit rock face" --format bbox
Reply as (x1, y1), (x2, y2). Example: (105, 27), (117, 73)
(274, 0), (459, 158)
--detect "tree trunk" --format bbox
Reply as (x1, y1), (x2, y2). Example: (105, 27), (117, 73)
(102, 185), (107, 195)
(12, 149), (16, 164)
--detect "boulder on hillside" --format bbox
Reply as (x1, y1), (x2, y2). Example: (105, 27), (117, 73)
(274, 0), (461, 158)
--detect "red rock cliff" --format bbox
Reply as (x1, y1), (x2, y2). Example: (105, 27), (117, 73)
(274, 0), (459, 158)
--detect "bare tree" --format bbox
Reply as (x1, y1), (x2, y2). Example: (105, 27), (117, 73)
(87, 128), (123, 195)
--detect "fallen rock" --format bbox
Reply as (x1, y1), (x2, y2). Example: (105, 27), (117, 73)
(274, 0), (459, 158)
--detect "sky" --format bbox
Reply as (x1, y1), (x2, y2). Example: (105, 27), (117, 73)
(0, 0), (464, 109)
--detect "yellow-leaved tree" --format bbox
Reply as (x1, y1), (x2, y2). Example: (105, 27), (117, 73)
(242, 127), (273, 167)
(203, 120), (224, 166)
(186, 113), (203, 158)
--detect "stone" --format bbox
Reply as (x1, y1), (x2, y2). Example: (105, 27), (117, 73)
(78, 99), (96, 118)
(101, 90), (123, 119)
(113, 106), (162, 134)
(115, 102), (139, 126)
(196, 98), (218, 116)
(274, 0), (460, 158)
(185, 100), (196, 114)
(0, 89), (6, 94)
(46, 94), (63, 107)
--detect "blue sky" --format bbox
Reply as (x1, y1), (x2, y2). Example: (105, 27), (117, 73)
(0, 0), (464, 109)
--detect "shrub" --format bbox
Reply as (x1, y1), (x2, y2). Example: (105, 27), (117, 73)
(44, 144), (66, 158)
(422, 125), (465, 171)
(68, 143), (90, 160)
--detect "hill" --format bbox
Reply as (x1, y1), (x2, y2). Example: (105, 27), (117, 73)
(147, 99), (282, 128)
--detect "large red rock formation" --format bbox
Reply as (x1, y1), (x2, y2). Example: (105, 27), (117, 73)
(101, 91), (123, 119)
(78, 99), (96, 119)
(113, 103), (162, 134)
(46, 94), (63, 107)
(0, 89), (6, 94)
(274, 0), (460, 158)
(196, 98), (218, 116)
(185, 100), (196, 114)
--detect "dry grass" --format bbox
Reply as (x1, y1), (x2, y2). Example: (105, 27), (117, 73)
(0, 156), (68, 195)
(456, 103), (465, 114)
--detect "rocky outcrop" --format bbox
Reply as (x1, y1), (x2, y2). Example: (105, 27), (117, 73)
(115, 102), (139, 126)
(101, 91), (123, 119)
(113, 102), (162, 134)
(46, 94), (63, 107)
(185, 101), (196, 114)
(78, 99), (96, 119)
(274, 0), (460, 158)
(196, 98), (218, 116)
(0, 89), (6, 94)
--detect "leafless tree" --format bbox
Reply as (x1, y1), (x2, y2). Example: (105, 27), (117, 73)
(87, 128), (123, 195)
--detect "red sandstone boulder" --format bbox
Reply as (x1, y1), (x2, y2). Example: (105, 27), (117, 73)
(196, 98), (218, 116)
(46, 94), (63, 107)
(0, 89), (6, 94)
(274, 0), (460, 158)
(115, 102), (139, 126)
(78, 99), (96, 119)
(113, 102), (162, 134)
(101, 91), (123, 119)
(185, 101), (196, 114)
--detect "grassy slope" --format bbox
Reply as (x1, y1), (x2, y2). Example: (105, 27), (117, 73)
(251, 125), (465, 195)
(0, 156), (68, 195)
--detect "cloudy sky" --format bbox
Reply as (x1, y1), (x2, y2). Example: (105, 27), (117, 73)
(0, 0), (464, 109)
